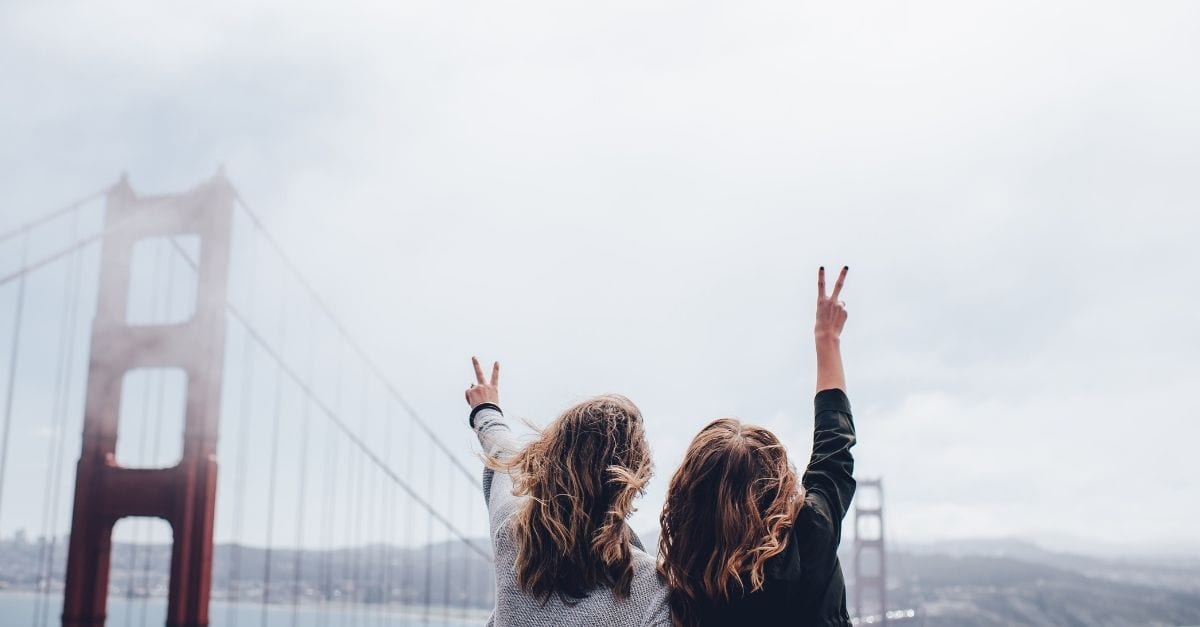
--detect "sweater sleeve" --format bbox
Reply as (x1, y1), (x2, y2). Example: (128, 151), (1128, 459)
(801, 389), (857, 542)
(471, 405), (519, 515)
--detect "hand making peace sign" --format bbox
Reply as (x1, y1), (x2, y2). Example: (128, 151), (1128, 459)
(815, 266), (849, 343)
(465, 356), (501, 409)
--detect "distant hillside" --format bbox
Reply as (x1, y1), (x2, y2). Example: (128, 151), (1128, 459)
(850, 538), (1200, 626)
(4, 533), (1199, 625)
(0, 535), (494, 610)
(886, 552), (1200, 626)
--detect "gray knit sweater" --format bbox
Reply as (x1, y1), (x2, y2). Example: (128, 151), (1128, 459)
(472, 405), (671, 627)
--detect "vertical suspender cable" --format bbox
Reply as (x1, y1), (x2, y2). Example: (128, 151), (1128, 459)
(327, 433), (341, 606)
(32, 213), (82, 627)
(359, 390), (370, 625)
(231, 197), (480, 492)
(357, 384), (372, 619)
(38, 214), (89, 627)
(291, 305), (317, 627)
(443, 467), (454, 620)
(376, 404), (386, 626)
(462, 495), (474, 617)
(0, 231), (31, 530)
(260, 292), (288, 627)
(349, 376), (368, 626)
(380, 400), (394, 626)
(423, 448), (434, 624)
(289, 405), (310, 624)
(314, 337), (330, 605)
(227, 328), (255, 625)
(316, 338), (340, 602)
(228, 233), (261, 627)
(404, 410), (416, 614)
(360, 388), (376, 625)
(324, 346), (344, 607)
(371, 412), (382, 626)
(318, 418), (336, 603)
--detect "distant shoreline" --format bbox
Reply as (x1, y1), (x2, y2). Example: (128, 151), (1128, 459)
(0, 590), (491, 623)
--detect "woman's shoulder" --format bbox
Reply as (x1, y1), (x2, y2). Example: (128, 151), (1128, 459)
(627, 548), (671, 626)
(797, 490), (839, 536)
(629, 544), (667, 587)
(785, 496), (841, 568)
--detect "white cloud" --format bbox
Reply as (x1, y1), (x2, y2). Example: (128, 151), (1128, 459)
(1, 0), (1197, 553)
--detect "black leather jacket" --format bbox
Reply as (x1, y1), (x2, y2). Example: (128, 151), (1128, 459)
(695, 389), (858, 626)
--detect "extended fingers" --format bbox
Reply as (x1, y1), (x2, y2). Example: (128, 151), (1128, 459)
(818, 266), (826, 300)
(490, 361), (500, 387)
(472, 356), (486, 384)
(830, 266), (848, 300)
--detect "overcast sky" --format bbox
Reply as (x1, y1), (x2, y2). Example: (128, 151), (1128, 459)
(1, 0), (1198, 556)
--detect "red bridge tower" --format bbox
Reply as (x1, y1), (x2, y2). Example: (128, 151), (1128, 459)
(61, 174), (233, 626)
(854, 478), (888, 625)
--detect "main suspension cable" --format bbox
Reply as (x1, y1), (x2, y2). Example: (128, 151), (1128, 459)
(231, 194), (480, 490)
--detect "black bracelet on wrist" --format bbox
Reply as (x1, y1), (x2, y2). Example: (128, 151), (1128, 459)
(469, 402), (502, 428)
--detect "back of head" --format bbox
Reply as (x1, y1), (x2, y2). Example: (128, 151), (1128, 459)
(658, 418), (801, 627)
(491, 394), (652, 602)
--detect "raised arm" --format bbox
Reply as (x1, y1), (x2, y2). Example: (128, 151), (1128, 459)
(464, 356), (515, 509)
(803, 267), (856, 530)
(815, 265), (848, 393)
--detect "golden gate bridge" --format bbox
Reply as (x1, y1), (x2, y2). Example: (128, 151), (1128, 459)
(0, 172), (493, 626)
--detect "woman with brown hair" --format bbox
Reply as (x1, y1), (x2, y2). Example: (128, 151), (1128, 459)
(658, 266), (858, 626)
(464, 358), (670, 626)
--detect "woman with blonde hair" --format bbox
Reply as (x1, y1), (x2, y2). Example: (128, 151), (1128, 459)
(658, 266), (858, 626)
(464, 358), (670, 626)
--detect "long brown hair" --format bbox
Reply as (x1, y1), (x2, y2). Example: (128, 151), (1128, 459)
(657, 418), (802, 626)
(487, 394), (652, 602)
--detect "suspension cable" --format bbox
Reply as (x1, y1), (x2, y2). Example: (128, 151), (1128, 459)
(168, 238), (491, 560)
(230, 311), (491, 556)
(231, 194), (480, 489)
(0, 188), (105, 246)
(0, 191), (162, 290)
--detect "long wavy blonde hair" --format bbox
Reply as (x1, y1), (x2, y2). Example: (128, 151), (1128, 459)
(657, 418), (802, 626)
(487, 394), (652, 602)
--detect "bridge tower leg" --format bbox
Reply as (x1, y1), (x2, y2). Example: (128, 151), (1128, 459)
(62, 173), (234, 626)
(854, 478), (888, 625)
